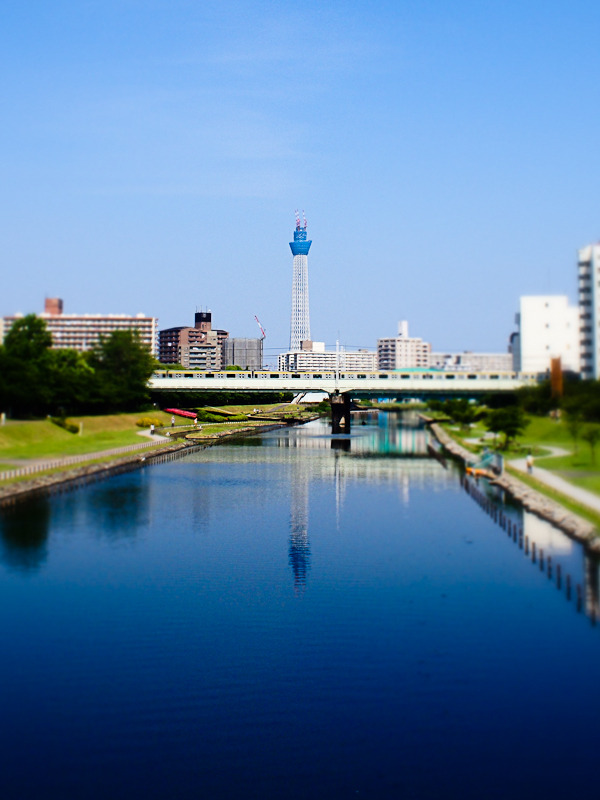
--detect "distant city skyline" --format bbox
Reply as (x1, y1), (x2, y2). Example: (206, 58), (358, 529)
(2, 1), (598, 354)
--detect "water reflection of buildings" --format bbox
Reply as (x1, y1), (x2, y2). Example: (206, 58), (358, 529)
(463, 476), (600, 624)
(204, 419), (452, 593)
(277, 418), (450, 592)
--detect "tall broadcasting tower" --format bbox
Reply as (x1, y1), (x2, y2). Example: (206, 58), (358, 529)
(289, 210), (312, 351)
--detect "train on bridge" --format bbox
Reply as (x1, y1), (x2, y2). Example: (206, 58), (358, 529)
(152, 369), (537, 383)
(150, 369), (539, 433)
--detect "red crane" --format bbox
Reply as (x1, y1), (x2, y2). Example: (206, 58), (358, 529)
(254, 316), (266, 340)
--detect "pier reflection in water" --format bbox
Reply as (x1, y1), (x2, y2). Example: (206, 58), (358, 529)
(2, 413), (600, 798)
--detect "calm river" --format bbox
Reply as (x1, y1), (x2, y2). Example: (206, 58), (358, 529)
(1, 413), (600, 799)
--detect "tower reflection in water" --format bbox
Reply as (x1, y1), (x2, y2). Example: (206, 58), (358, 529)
(285, 412), (435, 594)
(289, 471), (310, 594)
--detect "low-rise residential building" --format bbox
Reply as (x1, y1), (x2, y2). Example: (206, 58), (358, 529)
(2, 298), (158, 355)
(279, 340), (377, 372)
(430, 351), (513, 372)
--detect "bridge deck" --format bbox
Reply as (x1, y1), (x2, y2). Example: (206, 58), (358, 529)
(149, 370), (536, 395)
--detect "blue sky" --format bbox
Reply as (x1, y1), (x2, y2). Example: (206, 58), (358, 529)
(2, 0), (599, 360)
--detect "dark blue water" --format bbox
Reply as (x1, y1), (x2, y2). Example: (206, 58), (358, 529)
(1, 415), (599, 799)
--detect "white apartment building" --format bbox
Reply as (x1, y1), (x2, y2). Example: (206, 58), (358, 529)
(512, 295), (580, 374)
(578, 244), (600, 378)
(2, 298), (159, 355)
(278, 341), (377, 372)
(377, 321), (431, 370)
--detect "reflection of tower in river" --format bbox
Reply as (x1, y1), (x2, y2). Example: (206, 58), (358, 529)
(289, 457), (311, 593)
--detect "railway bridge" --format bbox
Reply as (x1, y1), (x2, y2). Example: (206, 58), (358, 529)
(149, 370), (538, 432)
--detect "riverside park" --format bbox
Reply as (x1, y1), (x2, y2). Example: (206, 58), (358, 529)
(3, 323), (600, 798)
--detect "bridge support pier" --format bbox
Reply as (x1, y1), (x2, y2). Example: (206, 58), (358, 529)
(330, 392), (351, 434)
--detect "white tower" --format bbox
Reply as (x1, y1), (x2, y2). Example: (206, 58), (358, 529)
(289, 211), (312, 351)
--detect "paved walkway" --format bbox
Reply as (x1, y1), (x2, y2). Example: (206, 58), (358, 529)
(509, 449), (600, 514)
(0, 430), (171, 483)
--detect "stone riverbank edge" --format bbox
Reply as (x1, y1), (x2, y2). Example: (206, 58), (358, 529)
(427, 420), (600, 551)
(0, 423), (287, 509)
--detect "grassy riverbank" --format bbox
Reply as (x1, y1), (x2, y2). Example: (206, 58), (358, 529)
(0, 413), (153, 462)
(434, 411), (600, 516)
(0, 404), (299, 466)
(438, 414), (589, 463)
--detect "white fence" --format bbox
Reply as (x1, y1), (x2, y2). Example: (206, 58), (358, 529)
(0, 439), (161, 483)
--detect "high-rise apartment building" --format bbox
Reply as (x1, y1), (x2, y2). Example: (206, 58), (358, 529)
(1, 298), (158, 354)
(289, 212), (311, 351)
(512, 296), (580, 374)
(578, 244), (600, 378)
(377, 321), (431, 369)
(158, 311), (228, 369)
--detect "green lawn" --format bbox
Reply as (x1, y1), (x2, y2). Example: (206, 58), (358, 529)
(186, 420), (283, 437)
(0, 406), (293, 464)
(439, 411), (600, 498)
(0, 412), (166, 460)
(442, 414), (577, 455)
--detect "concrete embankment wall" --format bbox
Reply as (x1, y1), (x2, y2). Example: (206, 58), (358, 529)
(426, 419), (599, 551)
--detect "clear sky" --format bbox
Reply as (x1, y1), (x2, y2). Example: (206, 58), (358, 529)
(2, 0), (599, 360)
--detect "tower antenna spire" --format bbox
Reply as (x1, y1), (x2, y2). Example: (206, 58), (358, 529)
(295, 209), (301, 230)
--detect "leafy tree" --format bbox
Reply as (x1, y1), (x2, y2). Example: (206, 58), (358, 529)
(87, 330), (157, 412)
(45, 349), (95, 415)
(0, 316), (54, 417)
(3, 314), (52, 361)
(446, 399), (479, 430)
(427, 399), (444, 413)
(516, 381), (555, 416)
(582, 424), (600, 465)
(485, 407), (529, 450)
(564, 408), (583, 455)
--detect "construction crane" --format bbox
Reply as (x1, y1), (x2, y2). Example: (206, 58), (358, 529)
(254, 315), (266, 340)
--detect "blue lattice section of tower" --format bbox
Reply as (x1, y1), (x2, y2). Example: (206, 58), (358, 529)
(290, 228), (312, 256)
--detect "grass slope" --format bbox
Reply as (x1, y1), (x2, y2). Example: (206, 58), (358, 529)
(0, 413), (155, 461)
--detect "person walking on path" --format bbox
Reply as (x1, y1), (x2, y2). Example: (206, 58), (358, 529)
(526, 452), (534, 474)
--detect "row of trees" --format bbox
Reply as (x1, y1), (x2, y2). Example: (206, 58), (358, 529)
(517, 378), (600, 421)
(431, 379), (600, 456)
(428, 398), (529, 450)
(0, 315), (157, 417)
